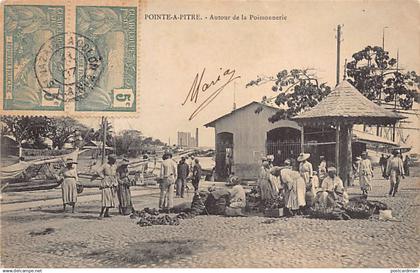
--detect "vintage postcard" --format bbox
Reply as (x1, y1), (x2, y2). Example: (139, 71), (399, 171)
(1, 0), (419, 271)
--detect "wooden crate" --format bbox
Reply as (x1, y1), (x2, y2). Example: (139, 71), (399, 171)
(264, 208), (285, 218)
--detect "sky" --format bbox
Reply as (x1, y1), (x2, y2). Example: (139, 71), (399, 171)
(79, 0), (420, 149)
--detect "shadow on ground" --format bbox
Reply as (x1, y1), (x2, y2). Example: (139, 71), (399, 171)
(83, 239), (207, 267)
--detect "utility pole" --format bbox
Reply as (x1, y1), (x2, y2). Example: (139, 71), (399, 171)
(101, 116), (107, 164)
(233, 82), (237, 111)
(336, 25), (342, 86)
(382, 26), (388, 50)
(392, 49), (399, 142)
(377, 27), (389, 137)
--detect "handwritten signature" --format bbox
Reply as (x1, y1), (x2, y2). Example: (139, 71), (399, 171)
(182, 67), (241, 120)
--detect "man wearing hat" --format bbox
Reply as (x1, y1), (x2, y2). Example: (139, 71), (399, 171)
(321, 167), (344, 193)
(358, 151), (373, 195)
(116, 158), (134, 215)
(176, 157), (189, 198)
(192, 158), (202, 192)
(58, 158), (78, 213)
(386, 150), (405, 197)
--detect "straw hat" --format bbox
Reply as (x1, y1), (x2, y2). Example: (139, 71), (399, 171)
(327, 166), (337, 173)
(261, 156), (268, 162)
(65, 158), (78, 165)
(297, 153), (310, 162)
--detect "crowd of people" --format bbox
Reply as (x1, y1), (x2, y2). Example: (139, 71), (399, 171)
(256, 149), (409, 217)
(55, 148), (410, 218)
(56, 152), (206, 216)
(256, 152), (344, 216)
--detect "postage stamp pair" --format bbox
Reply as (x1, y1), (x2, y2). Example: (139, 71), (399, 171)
(0, 0), (139, 116)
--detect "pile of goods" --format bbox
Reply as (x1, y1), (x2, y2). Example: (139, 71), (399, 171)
(133, 192), (210, 227)
(174, 191), (208, 219)
(204, 189), (230, 215)
(134, 207), (180, 227)
(262, 194), (286, 218)
(245, 186), (261, 212)
(264, 195), (285, 209)
(344, 196), (389, 219)
(311, 193), (390, 221)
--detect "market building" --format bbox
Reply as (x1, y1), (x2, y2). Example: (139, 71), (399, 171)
(205, 83), (403, 181)
(204, 101), (301, 180)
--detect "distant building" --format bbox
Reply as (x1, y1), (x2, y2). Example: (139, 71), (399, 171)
(189, 136), (196, 147)
(177, 131), (197, 147)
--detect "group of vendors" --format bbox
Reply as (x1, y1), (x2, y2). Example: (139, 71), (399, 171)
(257, 148), (407, 216)
(258, 152), (346, 216)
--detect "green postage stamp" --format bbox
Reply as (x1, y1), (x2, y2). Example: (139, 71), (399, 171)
(1, 3), (138, 116)
(3, 5), (65, 111)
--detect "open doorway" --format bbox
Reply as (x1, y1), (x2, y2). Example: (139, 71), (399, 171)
(215, 132), (233, 179)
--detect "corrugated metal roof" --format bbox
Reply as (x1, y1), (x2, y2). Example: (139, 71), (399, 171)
(352, 129), (399, 147)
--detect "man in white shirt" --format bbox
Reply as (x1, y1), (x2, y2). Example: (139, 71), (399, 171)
(159, 153), (177, 209)
(318, 167), (348, 206)
(321, 167), (344, 193)
(358, 151), (373, 195)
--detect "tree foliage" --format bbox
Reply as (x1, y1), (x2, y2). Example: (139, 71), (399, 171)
(114, 129), (142, 156)
(1, 116), (165, 155)
(49, 117), (90, 149)
(346, 46), (419, 109)
(246, 69), (331, 122)
(0, 116), (54, 145)
(114, 130), (166, 156)
(1, 116), (89, 149)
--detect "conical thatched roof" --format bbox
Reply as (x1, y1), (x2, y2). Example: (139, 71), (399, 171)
(292, 81), (405, 126)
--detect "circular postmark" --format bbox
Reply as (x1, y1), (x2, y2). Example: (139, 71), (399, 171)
(34, 32), (103, 103)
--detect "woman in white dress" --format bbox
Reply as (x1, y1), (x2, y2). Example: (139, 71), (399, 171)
(59, 158), (78, 213)
(279, 160), (306, 216)
(298, 153), (313, 186)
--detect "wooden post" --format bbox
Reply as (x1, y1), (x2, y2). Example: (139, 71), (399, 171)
(335, 124), (340, 175)
(300, 126), (305, 153)
(392, 123), (396, 142)
(346, 125), (353, 187)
